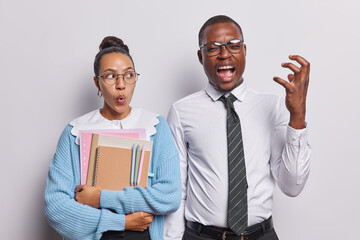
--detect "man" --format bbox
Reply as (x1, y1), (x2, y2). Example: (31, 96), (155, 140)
(164, 15), (311, 240)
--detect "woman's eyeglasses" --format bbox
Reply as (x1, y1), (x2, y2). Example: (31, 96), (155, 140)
(98, 71), (140, 85)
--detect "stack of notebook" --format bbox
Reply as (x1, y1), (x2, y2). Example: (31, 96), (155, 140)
(79, 129), (152, 190)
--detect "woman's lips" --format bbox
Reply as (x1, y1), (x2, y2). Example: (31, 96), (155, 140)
(117, 96), (125, 104)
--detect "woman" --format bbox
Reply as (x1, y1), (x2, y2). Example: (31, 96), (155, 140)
(45, 36), (181, 240)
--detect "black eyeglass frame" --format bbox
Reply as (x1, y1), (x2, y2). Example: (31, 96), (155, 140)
(199, 39), (244, 56)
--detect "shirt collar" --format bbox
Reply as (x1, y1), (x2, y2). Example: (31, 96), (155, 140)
(205, 80), (248, 102)
(69, 108), (159, 143)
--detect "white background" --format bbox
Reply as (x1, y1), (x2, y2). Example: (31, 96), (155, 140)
(1, 0), (359, 239)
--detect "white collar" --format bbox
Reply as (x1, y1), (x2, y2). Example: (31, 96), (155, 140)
(69, 108), (159, 144)
(205, 81), (248, 102)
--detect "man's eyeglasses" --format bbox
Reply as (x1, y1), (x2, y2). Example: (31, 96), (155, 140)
(200, 39), (244, 57)
(98, 70), (140, 85)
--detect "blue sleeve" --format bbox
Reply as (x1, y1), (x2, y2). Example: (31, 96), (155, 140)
(100, 116), (181, 215)
(45, 125), (125, 240)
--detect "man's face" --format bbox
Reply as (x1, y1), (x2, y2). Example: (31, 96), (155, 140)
(198, 22), (246, 92)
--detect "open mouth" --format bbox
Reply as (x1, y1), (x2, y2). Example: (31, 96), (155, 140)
(117, 96), (125, 104)
(217, 65), (235, 82)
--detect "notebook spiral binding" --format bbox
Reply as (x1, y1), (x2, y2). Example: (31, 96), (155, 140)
(92, 147), (101, 187)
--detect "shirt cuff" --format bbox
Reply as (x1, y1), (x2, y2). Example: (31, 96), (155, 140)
(286, 124), (308, 147)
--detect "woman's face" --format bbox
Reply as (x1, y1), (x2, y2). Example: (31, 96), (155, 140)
(94, 52), (136, 120)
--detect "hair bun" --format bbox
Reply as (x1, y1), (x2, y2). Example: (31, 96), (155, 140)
(99, 36), (129, 54)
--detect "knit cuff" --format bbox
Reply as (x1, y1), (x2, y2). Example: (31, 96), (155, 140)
(95, 209), (125, 239)
(100, 188), (134, 214)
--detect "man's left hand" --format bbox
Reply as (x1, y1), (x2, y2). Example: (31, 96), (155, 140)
(273, 55), (310, 129)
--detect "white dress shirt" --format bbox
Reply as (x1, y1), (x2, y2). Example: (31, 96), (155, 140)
(164, 82), (311, 239)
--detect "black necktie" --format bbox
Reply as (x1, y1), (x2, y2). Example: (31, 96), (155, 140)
(219, 94), (248, 236)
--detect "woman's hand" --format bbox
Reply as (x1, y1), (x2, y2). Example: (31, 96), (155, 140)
(125, 212), (154, 231)
(75, 185), (101, 208)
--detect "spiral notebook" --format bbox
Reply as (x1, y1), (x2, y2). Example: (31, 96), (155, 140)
(87, 133), (152, 185)
(93, 145), (151, 190)
(79, 129), (145, 185)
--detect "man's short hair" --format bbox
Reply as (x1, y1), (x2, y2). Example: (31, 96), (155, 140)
(198, 15), (244, 46)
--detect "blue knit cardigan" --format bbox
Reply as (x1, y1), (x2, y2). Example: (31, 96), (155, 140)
(45, 116), (181, 240)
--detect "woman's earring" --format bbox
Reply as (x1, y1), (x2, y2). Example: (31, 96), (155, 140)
(97, 90), (103, 97)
